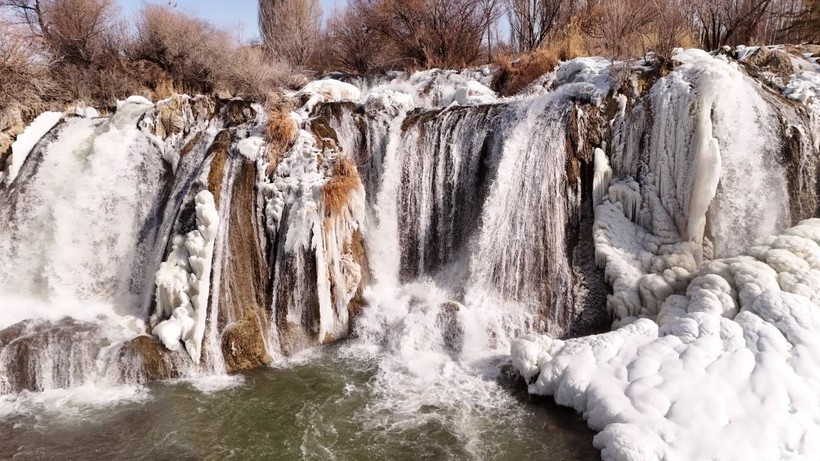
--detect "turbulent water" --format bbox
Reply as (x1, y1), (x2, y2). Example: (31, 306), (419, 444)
(1, 47), (819, 460)
(0, 349), (596, 460)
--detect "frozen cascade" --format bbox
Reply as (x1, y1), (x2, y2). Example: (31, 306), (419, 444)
(0, 46), (818, 461)
(514, 49), (820, 461)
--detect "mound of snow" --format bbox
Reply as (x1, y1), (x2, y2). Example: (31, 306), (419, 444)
(513, 218), (820, 461)
(453, 80), (497, 106)
(784, 71), (820, 105)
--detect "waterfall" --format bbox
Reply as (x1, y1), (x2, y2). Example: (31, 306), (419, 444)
(0, 97), (166, 392)
(0, 48), (817, 458)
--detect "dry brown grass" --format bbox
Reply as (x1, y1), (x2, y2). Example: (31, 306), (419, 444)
(321, 156), (361, 218)
(264, 94), (298, 174)
(491, 21), (589, 97)
(492, 47), (559, 96)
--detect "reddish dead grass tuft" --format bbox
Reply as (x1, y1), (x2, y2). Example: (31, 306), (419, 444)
(321, 156), (361, 217)
(492, 24), (588, 97)
(264, 93), (298, 176)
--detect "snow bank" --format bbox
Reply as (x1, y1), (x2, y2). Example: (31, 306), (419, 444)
(152, 190), (219, 363)
(784, 70), (820, 105)
(514, 218), (820, 461)
(3, 112), (62, 184)
(296, 79), (361, 115)
(354, 68), (497, 108)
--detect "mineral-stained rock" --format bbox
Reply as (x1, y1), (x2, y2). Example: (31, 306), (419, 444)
(0, 319), (107, 393)
(221, 313), (271, 374)
(742, 47), (795, 82)
(117, 335), (182, 382)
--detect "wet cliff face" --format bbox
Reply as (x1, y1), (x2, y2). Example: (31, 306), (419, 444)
(0, 93), (369, 393)
(0, 47), (818, 395)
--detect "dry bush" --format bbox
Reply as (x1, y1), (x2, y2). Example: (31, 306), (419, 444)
(43, 0), (118, 67)
(361, 0), (493, 69)
(491, 20), (588, 96)
(321, 155), (361, 217)
(130, 4), (235, 95)
(492, 47), (559, 96)
(0, 19), (55, 109)
(323, 0), (386, 73)
(225, 46), (289, 100)
(581, 0), (654, 61)
(259, 0), (322, 69)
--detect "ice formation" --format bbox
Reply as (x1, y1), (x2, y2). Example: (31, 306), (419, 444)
(151, 191), (219, 363)
(296, 79), (362, 115)
(596, 49), (792, 320)
(2, 111), (62, 184)
(513, 219), (820, 461)
(513, 48), (820, 460)
(260, 119), (367, 351)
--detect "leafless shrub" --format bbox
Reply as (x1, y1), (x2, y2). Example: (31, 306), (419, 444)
(130, 4), (235, 94)
(225, 46), (290, 100)
(582, 0), (654, 61)
(644, 0), (697, 64)
(492, 47), (559, 95)
(323, 0), (386, 73)
(0, 18), (55, 108)
(258, 0), (322, 69)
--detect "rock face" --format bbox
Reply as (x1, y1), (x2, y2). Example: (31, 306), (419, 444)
(117, 335), (183, 382)
(0, 319), (108, 393)
(0, 107), (25, 163)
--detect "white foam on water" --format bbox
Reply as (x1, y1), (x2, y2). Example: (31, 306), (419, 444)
(0, 384), (150, 420)
(173, 374), (245, 394)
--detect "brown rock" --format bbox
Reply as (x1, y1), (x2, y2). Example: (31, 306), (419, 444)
(0, 319), (107, 392)
(117, 335), (181, 382)
(221, 313), (270, 374)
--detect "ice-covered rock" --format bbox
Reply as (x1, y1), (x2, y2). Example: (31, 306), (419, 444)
(513, 219), (820, 461)
(151, 190), (218, 363)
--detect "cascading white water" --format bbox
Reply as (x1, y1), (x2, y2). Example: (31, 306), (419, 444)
(327, 75), (588, 451)
(0, 97), (161, 325)
(0, 97), (167, 392)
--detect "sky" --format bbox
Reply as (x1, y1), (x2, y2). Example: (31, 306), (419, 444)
(118, 0), (346, 42)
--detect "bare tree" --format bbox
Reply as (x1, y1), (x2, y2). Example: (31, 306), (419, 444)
(482, 0), (505, 60)
(582, 0), (654, 61)
(362, 0), (494, 68)
(130, 4), (235, 93)
(0, 0), (117, 66)
(258, 0), (322, 68)
(325, 0), (385, 73)
(0, 17), (54, 107)
(646, 0), (695, 62)
(694, 0), (776, 49)
(782, 0), (819, 43)
(506, 0), (570, 52)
